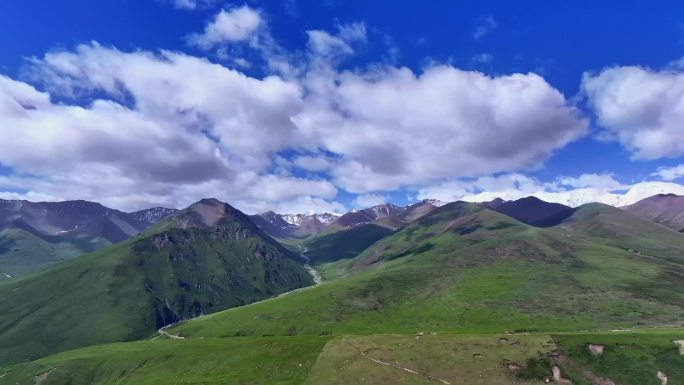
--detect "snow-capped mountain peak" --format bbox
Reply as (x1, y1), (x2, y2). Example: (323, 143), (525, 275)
(422, 199), (447, 207)
(281, 212), (340, 226)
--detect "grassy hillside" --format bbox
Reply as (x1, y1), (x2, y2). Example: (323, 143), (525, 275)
(623, 193), (684, 232)
(552, 331), (684, 385)
(305, 333), (554, 385)
(302, 223), (394, 265)
(0, 200), (313, 365)
(166, 202), (684, 340)
(561, 203), (684, 263)
(0, 336), (330, 385)
(0, 228), (109, 282)
(2, 330), (682, 384)
(2, 200), (684, 383)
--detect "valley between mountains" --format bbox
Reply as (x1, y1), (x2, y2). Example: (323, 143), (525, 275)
(1, 194), (683, 384)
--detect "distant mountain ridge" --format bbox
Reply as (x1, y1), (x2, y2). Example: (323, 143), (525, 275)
(0, 199), (177, 281)
(489, 196), (575, 227)
(623, 193), (684, 232)
(251, 200), (447, 239)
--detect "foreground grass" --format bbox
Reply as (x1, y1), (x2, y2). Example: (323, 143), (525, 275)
(305, 333), (554, 385)
(3, 330), (682, 384)
(0, 336), (330, 385)
(553, 331), (684, 385)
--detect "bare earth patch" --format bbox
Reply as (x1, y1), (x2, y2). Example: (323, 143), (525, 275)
(587, 343), (605, 356)
(34, 368), (56, 385)
(657, 371), (668, 385)
(674, 340), (684, 356)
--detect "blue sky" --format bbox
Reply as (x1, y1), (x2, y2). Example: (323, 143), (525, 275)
(0, 0), (683, 213)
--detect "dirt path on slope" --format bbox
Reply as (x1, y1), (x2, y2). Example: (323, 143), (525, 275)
(344, 339), (451, 385)
(157, 325), (185, 340)
(301, 248), (323, 285)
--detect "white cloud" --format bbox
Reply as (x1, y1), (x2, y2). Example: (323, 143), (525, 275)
(473, 15), (498, 40)
(0, 18), (592, 215)
(306, 22), (366, 58)
(583, 65), (684, 159)
(0, 45), (343, 213)
(652, 164), (684, 181)
(291, 155), (332, 172)
(298, 66), (588, 193)
(237, 196), (347, 215)
(556, 173), (624, 190)
(417, 174), (545, 203)
(353, 193), (388, 208)
(187, 6), (262, 49)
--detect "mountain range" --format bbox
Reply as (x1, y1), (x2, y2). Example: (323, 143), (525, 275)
(0, 199), (177, 282)
(623, 193), (684, 232)
(250, 199), (447, 240)
(0, 198), (311, 364)
(1, 194), (683, 384)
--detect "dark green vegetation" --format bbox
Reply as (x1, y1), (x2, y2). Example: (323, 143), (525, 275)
(302, 223), (394, 264)
(0, 199), (311, 365)
(2, 197), (684, 384)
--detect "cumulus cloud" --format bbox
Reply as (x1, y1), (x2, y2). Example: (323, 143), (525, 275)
(353, 193), (388, 208)
(652, 164), (684, 181)
(237, 196), (346, 215)
(555, 173), (624, 190)
(0, 15), (591, 214)
(187, 6), (263, 49)
(583, 65), (684, 159)
(0, 45), (340, 213)
(298, 66), (588, 193)
(291, 155), (332, 172)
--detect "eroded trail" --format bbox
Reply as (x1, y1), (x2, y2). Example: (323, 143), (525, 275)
(344, 339), (451, 385)
(157, 325), (185, 340)
(301, 248), (323, 285)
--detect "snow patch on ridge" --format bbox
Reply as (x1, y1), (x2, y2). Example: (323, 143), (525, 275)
(281, 212), (340, 226)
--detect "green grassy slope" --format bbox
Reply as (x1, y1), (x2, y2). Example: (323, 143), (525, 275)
(3, 330), (682, 385)
(302, 223), (394, 264)
(3, 200), (684, 384)
(0, 336), (330, 385)
(0, 200), (313, 365)
(167, 202), (684, 340)
(553, 331), (684, 385)
(560, 203), (684, 263)
(0, 228), (110, 283)
(305, 333), (554, 385)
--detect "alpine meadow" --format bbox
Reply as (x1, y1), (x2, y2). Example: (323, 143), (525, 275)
(1, 1), (684, 384)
